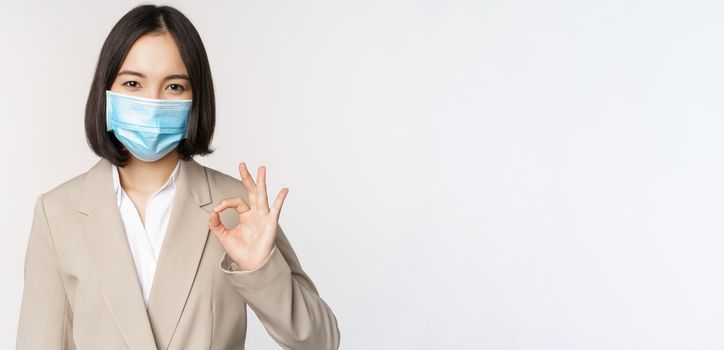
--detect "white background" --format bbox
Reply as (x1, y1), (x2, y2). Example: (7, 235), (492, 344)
(2, 0), (724, 349)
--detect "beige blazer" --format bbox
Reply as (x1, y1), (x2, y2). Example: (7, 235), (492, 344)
(16, 157), (340, 350)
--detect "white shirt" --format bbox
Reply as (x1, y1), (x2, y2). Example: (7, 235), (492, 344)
(111, 160), (181, 306)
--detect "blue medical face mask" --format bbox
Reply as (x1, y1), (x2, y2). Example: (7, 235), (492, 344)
(105, 90), (192, 162)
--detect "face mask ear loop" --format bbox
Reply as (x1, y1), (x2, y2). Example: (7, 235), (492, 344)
(184, 112), (190, 140)
(184, 101), (193, 140)
(105, 92), (112, 132)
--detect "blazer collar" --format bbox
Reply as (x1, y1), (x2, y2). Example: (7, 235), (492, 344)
(77, 157), (213, 350)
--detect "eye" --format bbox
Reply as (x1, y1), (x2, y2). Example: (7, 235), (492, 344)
(122, 81), (141, 88)
(167, 83), (186, 92)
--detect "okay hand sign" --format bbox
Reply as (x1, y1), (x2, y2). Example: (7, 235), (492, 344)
(208, 162), (289, 271)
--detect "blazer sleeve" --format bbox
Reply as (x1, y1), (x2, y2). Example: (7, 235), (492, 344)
(218, 223), (340, 350)
(17, 193), (74, 349)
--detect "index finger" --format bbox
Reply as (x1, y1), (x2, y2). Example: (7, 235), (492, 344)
(214, 196), (251, 214)
(239, 162), (258, 194)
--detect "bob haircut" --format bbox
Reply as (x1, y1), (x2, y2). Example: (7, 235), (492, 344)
(85, 4), (215, 167)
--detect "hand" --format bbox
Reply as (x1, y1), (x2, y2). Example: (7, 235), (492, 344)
(208, 162), (289, 271)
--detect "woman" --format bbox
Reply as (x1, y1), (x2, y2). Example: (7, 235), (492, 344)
(16, 5), (340, 350)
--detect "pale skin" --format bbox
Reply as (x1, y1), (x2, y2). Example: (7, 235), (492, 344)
(110, 31), (289, 271)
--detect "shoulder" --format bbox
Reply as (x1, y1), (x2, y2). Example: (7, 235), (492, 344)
(200, 162), (247, 199)
(32, 163), (92, 227)
(40, 169), (88, 209)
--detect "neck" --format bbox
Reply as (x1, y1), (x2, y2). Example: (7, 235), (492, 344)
(117, 151), (180, 194)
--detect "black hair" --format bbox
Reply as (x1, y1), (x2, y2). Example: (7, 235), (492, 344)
(85, 4), (215, 166)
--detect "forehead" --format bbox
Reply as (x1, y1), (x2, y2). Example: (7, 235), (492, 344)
(119, 32), (187, 76)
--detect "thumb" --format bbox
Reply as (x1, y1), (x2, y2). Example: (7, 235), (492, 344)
(208, 210), (228, 241)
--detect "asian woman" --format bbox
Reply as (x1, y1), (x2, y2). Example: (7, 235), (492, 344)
(16, 4), (340, 349)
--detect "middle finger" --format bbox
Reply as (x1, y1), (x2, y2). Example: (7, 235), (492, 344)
(257, 165), (269, 211)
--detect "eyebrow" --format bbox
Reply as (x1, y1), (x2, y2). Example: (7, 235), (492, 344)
(117, 70), (190, 81)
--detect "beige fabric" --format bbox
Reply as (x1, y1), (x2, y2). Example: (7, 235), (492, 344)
(16, 157), (340, 350)
(111, 158), (180, 306)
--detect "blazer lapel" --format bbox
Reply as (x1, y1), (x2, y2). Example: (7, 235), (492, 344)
(77, 157), (213, 350)
(77, 158), (157, 349)
(145, 157), (213, 350)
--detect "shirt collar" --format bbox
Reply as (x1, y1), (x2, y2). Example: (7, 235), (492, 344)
(111, 159), (181, 197)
